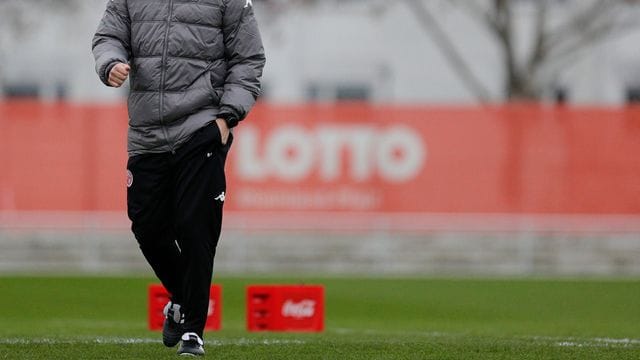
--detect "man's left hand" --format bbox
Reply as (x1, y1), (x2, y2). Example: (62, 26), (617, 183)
(215, 118), (230, 145)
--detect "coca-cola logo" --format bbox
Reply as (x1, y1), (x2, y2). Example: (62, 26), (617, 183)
(281, 299), (316, 319)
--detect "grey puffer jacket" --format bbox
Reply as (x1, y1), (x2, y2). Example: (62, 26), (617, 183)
(93, 0), (265, 156)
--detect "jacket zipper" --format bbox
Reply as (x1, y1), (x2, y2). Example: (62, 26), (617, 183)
(159, 0), (176, 154)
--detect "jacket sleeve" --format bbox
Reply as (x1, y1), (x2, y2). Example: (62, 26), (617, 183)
(92, 0), (131, 87)
(219, 0), (266, 126)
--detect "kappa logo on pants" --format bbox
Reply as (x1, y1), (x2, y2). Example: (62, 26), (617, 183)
(214, 192), (226, 202)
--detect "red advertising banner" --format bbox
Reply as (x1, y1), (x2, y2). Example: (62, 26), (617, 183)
(148, 284), (221, 331)
(247, 285), (324, 332)
(1, 101), (639, 231)
(225, 104), (640, 213)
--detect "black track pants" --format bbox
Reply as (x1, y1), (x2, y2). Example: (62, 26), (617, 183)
(127, 123), (231, 338)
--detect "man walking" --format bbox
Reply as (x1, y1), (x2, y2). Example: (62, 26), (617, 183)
(93, 0), (265, 356)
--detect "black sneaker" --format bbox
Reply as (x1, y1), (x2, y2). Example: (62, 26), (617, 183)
(177, 332), (205, 357)
(162, 302), (184, 347)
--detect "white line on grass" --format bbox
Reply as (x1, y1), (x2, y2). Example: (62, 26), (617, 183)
(0, 338), (306, 346)
(330, 328), (640, 348)
(522, 335), (640, 348)
(553, 338), (640, 348)
(2, 332), (637, 349)
(0, 338), (160, 345)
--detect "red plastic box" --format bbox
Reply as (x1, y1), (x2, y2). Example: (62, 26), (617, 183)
(247, 285), (324, 332)
(148, 284), (222, 331)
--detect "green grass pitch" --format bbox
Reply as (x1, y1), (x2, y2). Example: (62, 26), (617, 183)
(0, 276), (638, 359)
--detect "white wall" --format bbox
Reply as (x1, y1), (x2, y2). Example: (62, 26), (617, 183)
(1, 0), (639, 105)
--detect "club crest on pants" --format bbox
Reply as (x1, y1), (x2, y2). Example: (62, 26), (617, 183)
(127, 170), (133, 188)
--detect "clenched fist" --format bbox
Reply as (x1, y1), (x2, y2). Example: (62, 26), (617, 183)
(108, 63), (130, 88)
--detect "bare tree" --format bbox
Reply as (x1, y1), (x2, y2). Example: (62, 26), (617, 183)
(407, 0), (640, 101)
(261, 0), (640, 102)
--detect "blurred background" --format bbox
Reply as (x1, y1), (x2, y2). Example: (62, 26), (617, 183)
(1, 0), (639, 276)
